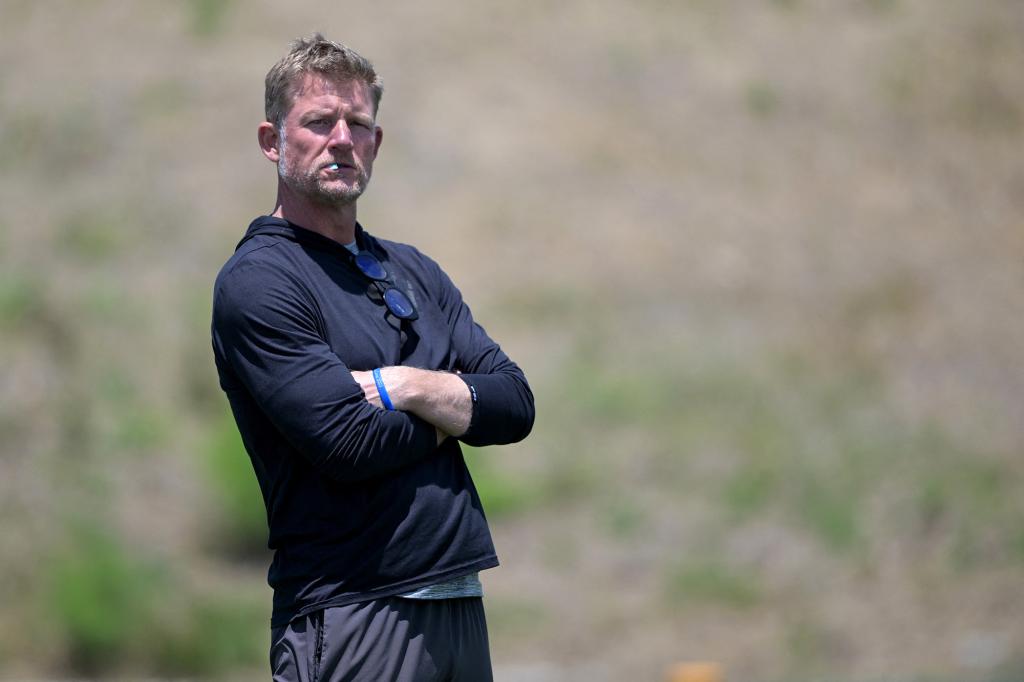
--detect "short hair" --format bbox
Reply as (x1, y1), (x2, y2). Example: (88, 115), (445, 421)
(264, 33), (384, 128)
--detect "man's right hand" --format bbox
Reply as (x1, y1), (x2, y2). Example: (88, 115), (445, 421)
(352, 367), (471, 438)
(353, 369), (450, 447)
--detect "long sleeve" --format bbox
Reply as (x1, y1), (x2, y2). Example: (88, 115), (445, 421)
(212, 259), (438, 482)
(429, 259), (535, 447)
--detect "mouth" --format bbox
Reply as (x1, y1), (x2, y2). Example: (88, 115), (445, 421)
(324, 161), (355, 172)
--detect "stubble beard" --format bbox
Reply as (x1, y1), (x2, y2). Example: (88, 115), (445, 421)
(277, 139), (370, 207)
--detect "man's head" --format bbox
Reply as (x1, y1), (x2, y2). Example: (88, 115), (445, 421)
(264, 34), (383, 129)
(259, 35), (384, 208)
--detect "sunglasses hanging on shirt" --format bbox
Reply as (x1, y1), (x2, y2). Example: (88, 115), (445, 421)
(352, 251), (419, 321)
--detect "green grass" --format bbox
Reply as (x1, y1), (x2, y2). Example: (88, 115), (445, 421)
(188, 0), (231, 37)
(723, 458), (780, 519)
(4, 103), (110, 177)
(864, 0), (901, 14)
(464, 446), (536, 520)
(666, 559), (762, 609)
(746, 81), (781, 118)
(79, 279), (142, 324)
(0, 271), (43, 329)
(112, 405), (170, 452)
(180, 288), (225, 414)
(599, 497), (647, 539)
(43, 519), (267, 677)
(151, 591), (268, 676)
(485, 596), (551, 639)
(58, 208), (127, 262)
(134, 78), (190, 120)
(544, 343), (1024, 567)
(784, 614), (836, 679)
(0, 109), (44, 171)
(202, 406), (268, 557)
(491, 285), (590, 325)
(796, 474), (861, 551)
(916, 445), (1022, 570)
(95, 369), (170, 454)
(45, 525), (166, 673)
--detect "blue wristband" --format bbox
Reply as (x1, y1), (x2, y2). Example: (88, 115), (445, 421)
(372, 368), (395, 411)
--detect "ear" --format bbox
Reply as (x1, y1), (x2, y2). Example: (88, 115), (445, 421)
(372, 126), (383, 159)
(258, 121), (281, 163)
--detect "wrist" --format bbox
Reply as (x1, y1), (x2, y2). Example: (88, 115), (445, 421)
(380, 366), (421, 412)
(372, 368), (396, 411)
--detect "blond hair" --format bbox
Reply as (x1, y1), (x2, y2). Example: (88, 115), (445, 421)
(264, 33), (383, 128)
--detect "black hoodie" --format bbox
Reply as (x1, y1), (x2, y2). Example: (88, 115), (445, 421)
(211, 216), (535, 627)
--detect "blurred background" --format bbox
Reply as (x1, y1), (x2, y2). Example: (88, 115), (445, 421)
(1, 0), (1022, 680)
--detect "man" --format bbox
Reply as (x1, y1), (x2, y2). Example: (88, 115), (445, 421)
(211, 34), (535, 681)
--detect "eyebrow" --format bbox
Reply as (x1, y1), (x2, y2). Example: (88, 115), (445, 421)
(301, 109), (336, 121)
(300, 109), (374, 125)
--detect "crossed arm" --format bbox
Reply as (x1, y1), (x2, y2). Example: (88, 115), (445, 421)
(214, 255), (533, 483)
(351, 367), (472, 446)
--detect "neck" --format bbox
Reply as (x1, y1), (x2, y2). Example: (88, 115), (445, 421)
(270, 184), (359, 245)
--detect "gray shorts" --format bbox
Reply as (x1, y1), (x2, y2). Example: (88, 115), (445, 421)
(270, 597), (493, 682)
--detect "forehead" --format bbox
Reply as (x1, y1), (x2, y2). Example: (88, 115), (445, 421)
(287, 74), (375, 116)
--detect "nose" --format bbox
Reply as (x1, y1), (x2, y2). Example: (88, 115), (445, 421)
(327, 120), (353, 151)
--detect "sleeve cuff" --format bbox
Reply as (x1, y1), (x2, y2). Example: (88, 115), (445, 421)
(456, 373), (480, 440)
(454, 372), (534, 446)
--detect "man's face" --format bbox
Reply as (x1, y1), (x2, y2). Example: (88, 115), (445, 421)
(275, 74), (382, 206)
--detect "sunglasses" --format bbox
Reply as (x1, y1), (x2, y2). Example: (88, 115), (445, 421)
(352, 251), (419, 321)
